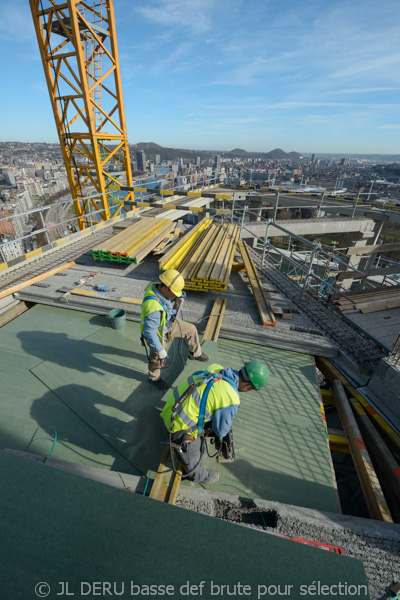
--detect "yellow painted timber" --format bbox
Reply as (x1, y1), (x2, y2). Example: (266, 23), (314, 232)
(159, 218), (211, 269)
(203, 297), (227, 342)
(238, 241), (276, 326)
(332, 379), (393, 522)
(0, 262), (76, 300)
(321, 389), (335, 406)
(316, 357), (400, 457)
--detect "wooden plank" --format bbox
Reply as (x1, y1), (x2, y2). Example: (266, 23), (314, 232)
(0, 262), (76, 300)
(346, 242), (400, 256)
(59, 287), (142, 305)
(0, 301), (30, 328)
(202, 297), (227, 342)
(237, 241), (276, 326)
(159, 217), (210, 269)
(168, 468), (183, 505)
(316, 357), (400, 459)
(337, 265), (400, 281)
(149, 447), (171, 502)
(350, 397), (400, 518)
(321, 389), (335, 406)
(332, 379), (393, 522)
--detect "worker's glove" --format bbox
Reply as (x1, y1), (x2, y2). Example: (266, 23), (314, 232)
(158, 349), (168, 360)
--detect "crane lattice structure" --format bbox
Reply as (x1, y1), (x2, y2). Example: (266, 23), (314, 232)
(30, 0), (134, 229)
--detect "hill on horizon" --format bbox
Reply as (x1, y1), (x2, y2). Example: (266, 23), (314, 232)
(130, 142), (303, 162)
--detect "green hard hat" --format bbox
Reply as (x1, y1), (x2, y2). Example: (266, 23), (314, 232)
(244, 361), (269, 390)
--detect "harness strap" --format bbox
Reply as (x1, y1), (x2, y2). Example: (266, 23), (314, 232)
(143, 294), (167, 313)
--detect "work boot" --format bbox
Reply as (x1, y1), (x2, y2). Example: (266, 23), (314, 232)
(201, 470), (219, 484)
(188, 352), (210, 362)
(149, 378), (169, 391)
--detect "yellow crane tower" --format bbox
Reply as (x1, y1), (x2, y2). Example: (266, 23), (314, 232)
(29, 0), (134, 230)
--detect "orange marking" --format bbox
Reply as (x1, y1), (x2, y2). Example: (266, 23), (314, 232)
(355, 438), (367, 451)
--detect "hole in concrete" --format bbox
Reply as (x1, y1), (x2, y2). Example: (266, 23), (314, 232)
(383, 316), (391, 320)
(213, 499), (278, 528)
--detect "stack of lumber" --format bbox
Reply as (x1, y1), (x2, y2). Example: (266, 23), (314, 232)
(334, 287), (400, 314)
(159, 218), (239, 291)
(92, 217), (174, 264)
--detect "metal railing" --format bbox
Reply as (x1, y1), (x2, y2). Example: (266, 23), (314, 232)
(389, 333), (400, 366)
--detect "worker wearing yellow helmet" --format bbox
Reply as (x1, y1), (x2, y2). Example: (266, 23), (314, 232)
(140, 269), (209, 390)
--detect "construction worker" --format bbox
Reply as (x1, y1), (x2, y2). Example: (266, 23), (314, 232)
(140, 269), (209, 390)
(161, 361), (269, 484)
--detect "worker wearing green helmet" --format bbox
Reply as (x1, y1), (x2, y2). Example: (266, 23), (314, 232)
(161, 360), (269, 484)
(140, 269), (209, 390)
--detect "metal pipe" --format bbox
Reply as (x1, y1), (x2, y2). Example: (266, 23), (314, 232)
(300, 243), (320, 300)
(261, 219), (271, 266)
(38, 208), (51, 245)
(273, 192), (279, 221)
(351, 191), (360, 219)
(316, 192), (325, 218)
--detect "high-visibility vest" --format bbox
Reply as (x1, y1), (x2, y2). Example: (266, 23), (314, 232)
(161, 364), (240, 439)
(140, 282), (168, 342)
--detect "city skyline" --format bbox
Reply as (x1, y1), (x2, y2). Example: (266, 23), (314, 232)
(0, 0), (399, 154)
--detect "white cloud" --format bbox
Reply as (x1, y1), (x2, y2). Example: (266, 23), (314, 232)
(135, 0), (217, 33)
(380, 124), (400, 130)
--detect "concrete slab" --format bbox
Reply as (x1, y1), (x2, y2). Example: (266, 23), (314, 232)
(0, 451), (370, 600)
(16, 257), (338, 357)
(346, 307), (400, 350)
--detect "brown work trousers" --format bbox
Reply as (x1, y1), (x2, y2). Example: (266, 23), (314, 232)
(147, 318), (202, 382)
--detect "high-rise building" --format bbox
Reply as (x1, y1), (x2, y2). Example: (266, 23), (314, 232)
(155, 155), (161, 166)
(196, 157), (201, 166)
(214, 155), (221, 175)
(136, 150), (146, 171)
(311, 154), (317, 164)
(340, 157), (350, 166)
(0, 238), (24, 262)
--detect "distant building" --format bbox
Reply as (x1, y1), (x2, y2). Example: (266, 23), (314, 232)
(340, 157), (350, 166)
(214, 155), (221, 177)
(4, 172), (16, 186)
(155, 154), (161, 166)
(0, 238), (24, 262)
(196, 157), (201, 166)
(136, 150), (146, 171)
(311, 154), (317, 164)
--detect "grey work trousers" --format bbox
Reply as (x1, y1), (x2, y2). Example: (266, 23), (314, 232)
(173, 436), (208, 483)
(147, 318), (202, 382)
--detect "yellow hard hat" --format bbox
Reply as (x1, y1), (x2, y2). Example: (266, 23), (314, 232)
(159, 269), (185, 297)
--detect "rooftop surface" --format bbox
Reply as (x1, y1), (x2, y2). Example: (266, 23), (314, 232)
(0, 302), (337, 511)
(0, 451), (369, 600)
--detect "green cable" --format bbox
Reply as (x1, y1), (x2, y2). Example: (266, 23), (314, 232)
(219, 483), (268, 530)
(44, 429), (57, 464)
(143, 476), (150, 496)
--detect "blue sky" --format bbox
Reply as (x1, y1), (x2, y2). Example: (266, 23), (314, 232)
(1, 0), (400, 154)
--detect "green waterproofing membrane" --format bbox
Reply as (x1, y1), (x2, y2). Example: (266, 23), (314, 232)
(0, 306), (135, 472)
(0, 304), (336, 509)
(197, 339), (338, 512)
(30, 324), (217, 476)
(0, 452), (369, 600)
